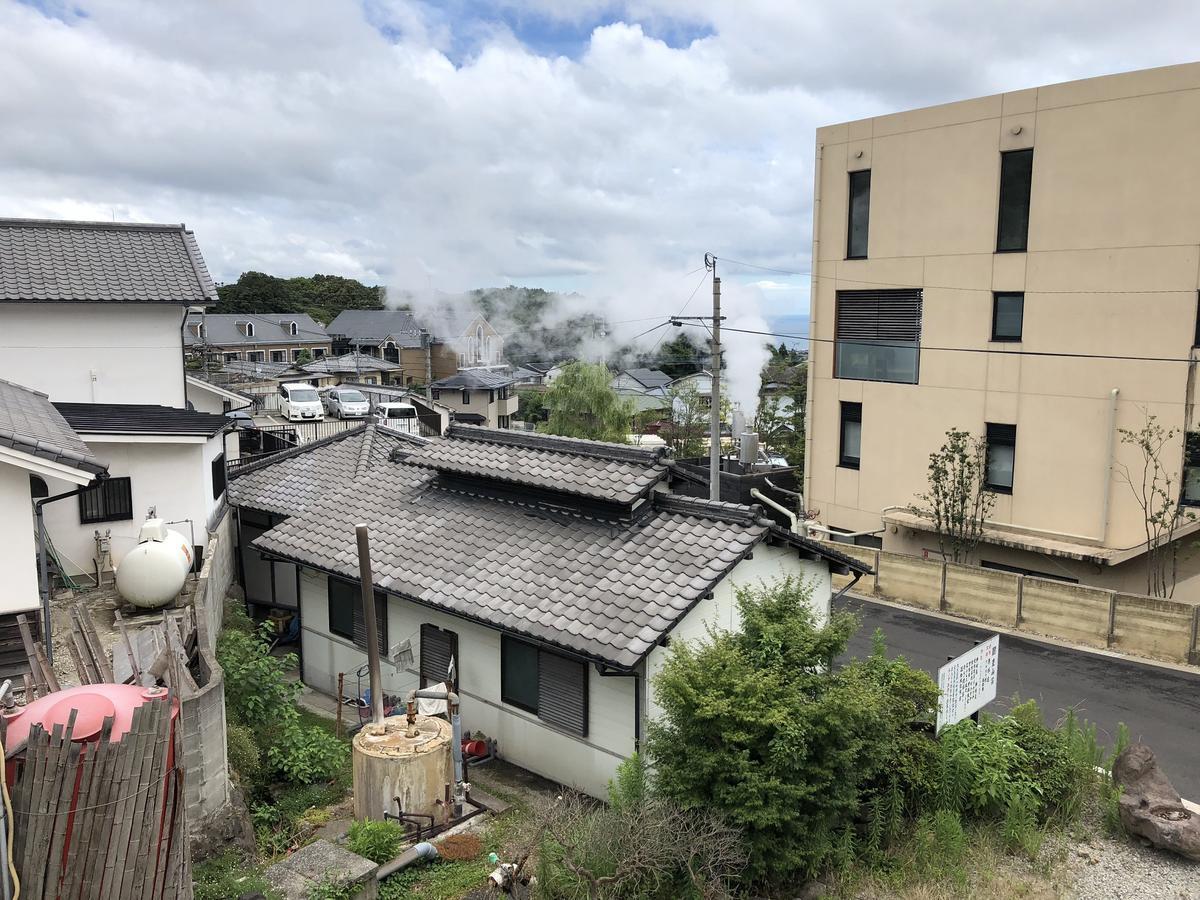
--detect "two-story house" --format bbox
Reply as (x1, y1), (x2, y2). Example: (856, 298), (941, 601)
(0, 218), (232, 604)
(804, 61), (1200, 595)
(185, 312), (331, 364)
(325, 309), (458, 386)
(430, 370), (519, 428)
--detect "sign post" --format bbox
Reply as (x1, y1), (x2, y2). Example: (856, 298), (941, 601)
(936, 635), (999, 732)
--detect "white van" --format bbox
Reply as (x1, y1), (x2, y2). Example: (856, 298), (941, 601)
(373, 401), (419, 434)
(279, 382), (325, 422)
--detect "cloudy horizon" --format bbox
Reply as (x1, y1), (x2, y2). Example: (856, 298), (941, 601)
(2, 0), (1198, 317)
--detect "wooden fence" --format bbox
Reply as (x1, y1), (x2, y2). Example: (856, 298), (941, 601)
(832, 545), (1200, 666)
(4, 693), (191, 899)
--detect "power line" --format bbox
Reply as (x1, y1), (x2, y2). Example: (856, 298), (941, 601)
(671, 321), (1200, 365)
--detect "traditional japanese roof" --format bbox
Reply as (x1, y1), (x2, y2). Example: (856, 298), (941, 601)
(185, 313), (327, 347)
(227, 425), (427, 516)
(53, 403), (228, 437)
(326, 310), (425, 347)
(0, 378), (106, 475)
(431, 370), (515, 390)
(0, 218), (216, 305)
(301, 352), (402, 375)
(621, 368), (672, 391)
(403, 425), (667, 504)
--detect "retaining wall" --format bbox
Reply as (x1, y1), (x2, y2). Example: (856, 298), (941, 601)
(834, 544), (1200, 666)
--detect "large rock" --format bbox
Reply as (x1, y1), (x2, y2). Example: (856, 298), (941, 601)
(1112, 743), (1200, 861)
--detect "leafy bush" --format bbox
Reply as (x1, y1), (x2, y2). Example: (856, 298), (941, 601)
(347, 820), (406, 865)
(226, 722), (261, 784)
(267, 723), (347, 785)
(647, 577), (938, 887)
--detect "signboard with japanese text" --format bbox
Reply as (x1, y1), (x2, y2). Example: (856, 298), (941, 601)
(936, 635), (999, 732)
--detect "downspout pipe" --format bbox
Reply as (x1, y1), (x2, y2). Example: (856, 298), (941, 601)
(35, 478), (106, 666)
(406, 686), (464, 811)
(1099, 387), (1120, 545)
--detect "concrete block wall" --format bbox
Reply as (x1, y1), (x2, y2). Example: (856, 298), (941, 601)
(179, 648), (231, 828)
(837, 544), (1200, 665)
(196, 508), (234, 652)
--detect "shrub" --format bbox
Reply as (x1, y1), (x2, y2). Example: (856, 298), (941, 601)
(347, 820), (406, 865)
(647, 577), (938, 887)
(226, 722), (261, 784)
(217, 621), (301, 727)
(266, 723), (347, 785)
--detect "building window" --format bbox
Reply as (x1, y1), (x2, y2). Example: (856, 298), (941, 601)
(223, 352), (240, 363)
(238, 321), (255, 337)
(314, 348), (326, 358)
(431, 389), (441, 400)
(289, 321), (298, 336)
(211, 453), (226, 499)
(246, 351), (264, 363)
(420, 624), (458, 689)
(1193, 293), (1200, 349)
(292, 349), (305, 362)
(834, 289), (922, 384)
(985, 423), (1016, 493)
(997, 149), (1033, 252)
(270, 350), (286, 363)
(991, 292), (1024, 342)
(461, 390), (471, 405)
(839, 402), (862, 469)
(498, 415), (510, 429)
(78, 477), (133, 524)
(846, 169), (871, 259)
(1184, 433), (1200, 506)
(327, 577), (388, 653)
(500, 635), (588, 736)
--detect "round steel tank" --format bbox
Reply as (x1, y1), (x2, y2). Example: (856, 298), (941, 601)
(352, 714), (454, 822)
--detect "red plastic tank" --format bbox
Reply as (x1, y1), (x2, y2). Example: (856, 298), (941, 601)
(3, 683), (179, 754)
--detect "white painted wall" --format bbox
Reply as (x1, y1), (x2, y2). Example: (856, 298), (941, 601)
(0, 304), (186, 406)
(40, 435), (229, 578)
(298, 568), (636, 798)
(0, 464), (39, 614)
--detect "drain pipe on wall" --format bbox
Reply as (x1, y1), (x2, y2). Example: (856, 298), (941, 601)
(35, 478), (106, 665)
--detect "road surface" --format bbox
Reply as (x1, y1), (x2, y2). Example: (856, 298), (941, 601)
(835, 595), (1200, 798)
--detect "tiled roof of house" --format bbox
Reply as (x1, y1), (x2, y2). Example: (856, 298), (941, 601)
(215, 359), (304, 381)
(54, 403), (228, 437)
(326, 310), (425, 347)
(623, 368), (672, 390)
(431, 370), (515, 390)
(228, 425), (427, 516)
(0, 219), (216, 304)
(404, 425), (667, 503)
(185, 313), (328, 347)
(301, 352), (403, 375)
(0, 378), (106, 475)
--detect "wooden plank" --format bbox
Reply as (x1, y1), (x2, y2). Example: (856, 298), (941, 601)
(45, 726), (83, 898)
(66, 634), (91, 687)
(16, 723), (54, 898)
(114, 610), (143, 685)
(129, 700), (169, 900)
(61, 716), (113, 900)
(34, 640), (60, 694)
(76, 601), (114, 682)
(83, 718), (125, 900)
(25, 720), (73, 899)
(15, 614), (49, 695)
(102, 703), (147, 900)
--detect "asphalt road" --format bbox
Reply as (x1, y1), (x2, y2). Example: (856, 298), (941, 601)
(834, 595), (1200, 799)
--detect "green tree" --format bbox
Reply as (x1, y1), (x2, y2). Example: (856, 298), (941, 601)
(294, 349), (313, 365)
(516, 387), (547, 424)
(911, 429), (995, 563)
(659, 381), (708, 458)
(642, 332), (707, 380)
(214, 272), (384, 324)
(647, 577), (938, 886)
(541, 362), (634, 442)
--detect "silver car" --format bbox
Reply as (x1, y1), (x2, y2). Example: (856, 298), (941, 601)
(323, 388), (371, 419)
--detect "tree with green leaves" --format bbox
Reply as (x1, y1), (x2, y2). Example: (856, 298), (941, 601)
(647, 576), (938, 887)
(516, 387), (547, 425)
(540, 362), (633, 443)
(294, 349), (313, 365)
(911, 429), (996, 563)
(659, 380), (708, 458)
(1116, 411), (1198, 598)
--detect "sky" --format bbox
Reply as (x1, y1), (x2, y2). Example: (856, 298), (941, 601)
(2, 0), (1199, 322)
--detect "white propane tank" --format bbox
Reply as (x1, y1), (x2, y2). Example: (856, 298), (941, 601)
(114, 519), (193, 608)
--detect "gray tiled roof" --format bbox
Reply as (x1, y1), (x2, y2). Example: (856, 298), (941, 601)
(185, 313), (328, 347)
(253, 477), (766, 668)
(326, 310), (424, 347)
(215, 359), (304, 381)
(54, 403), (228, 437)
(431, 369), (515, 390)
(228, 425), (427, 516)
(404, 425), (667, 503)
(0, 218), (216, 304)
(623, 368), (672, 390)
(0, 378), (106, 475)
(301, 352), (402, 375)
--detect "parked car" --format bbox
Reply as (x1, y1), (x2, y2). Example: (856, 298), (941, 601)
(279, 382), (324, 422)
(323, 388), (371, 419)
(372, 401), (420, 433)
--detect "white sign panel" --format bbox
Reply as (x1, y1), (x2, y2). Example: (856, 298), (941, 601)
(936, 635), (1000, 732)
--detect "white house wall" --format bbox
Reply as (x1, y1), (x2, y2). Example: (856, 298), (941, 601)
(0, 304), (186, 406)
(643, 545), (832, 723)
(0, 464), (39, 614)
(298, 568), (636, 798)
(42, 438), (219, 578)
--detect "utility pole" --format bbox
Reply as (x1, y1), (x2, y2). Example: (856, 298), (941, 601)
(707, 253), (721, 502)
(421, 329), (433, 401)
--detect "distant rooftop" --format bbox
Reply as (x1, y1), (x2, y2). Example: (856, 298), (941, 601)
(431, 369), (514, 390)
(0, 218), (217, 305)
(185, 313), (327, 347)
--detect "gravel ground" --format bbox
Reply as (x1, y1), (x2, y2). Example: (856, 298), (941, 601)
(1063, 833), (1200, 899)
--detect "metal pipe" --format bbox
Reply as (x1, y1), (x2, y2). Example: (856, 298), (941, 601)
(805, 523), (885, 540)
(751, 487), (798, 534)
(407, 686), (465, 809)
(355, 524), (385, 725)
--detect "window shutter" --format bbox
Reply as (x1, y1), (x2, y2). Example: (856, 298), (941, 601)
(537, 650), (588, 736)
(835, 289), (923, 342)
(420, 624), (458, 689)
(351, 591), (388, 655)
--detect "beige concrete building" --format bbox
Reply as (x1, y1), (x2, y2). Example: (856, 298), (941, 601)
(804, 61), (1200, 597)
(430, 369), (519, 428)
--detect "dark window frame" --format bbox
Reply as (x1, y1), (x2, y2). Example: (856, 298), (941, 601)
(839, 402), (862, 470)
(327, 576), (388, 653)
(846, 169), (871, 259)
(833, 289), (922, 385)
(991, 292), (1024, 342)
(461, 389), (471, 405)
(270, 349), (287, 363)
(211, 452), (226, 500)
(78, 477), (133, 525)
(1193, 292), (1200, 349)
(420, 624), (459, 690)
(996, 148), (1033, 253)
(500, 635), (588, 736)
(985, 422), (1017, 494)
